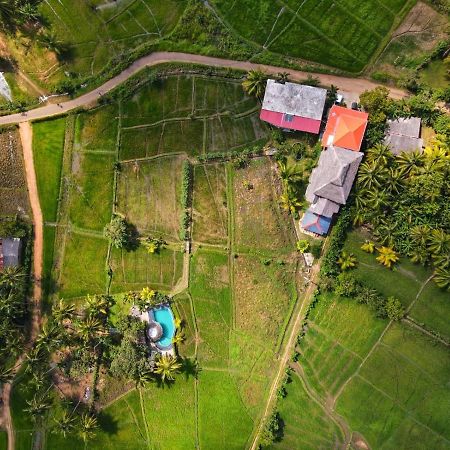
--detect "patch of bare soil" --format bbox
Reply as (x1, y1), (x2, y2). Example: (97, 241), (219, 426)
(353, 433), (370, 450)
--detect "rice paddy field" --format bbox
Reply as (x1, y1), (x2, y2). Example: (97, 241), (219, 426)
(211, 0), (417, 72)
(272, 229), (450, 450)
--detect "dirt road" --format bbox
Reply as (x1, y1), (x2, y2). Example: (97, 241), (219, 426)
(0, 52), (407, 126)
(1, 122), (43, 450)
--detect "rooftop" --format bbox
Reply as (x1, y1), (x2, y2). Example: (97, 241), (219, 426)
(305, 146), (363, 209)
(322, 105), (368, 152)
(385, 117), (423, 155)
(301, 211), (332, 236)
(0, 237), (21, 270)
(261, 79), (327, 120)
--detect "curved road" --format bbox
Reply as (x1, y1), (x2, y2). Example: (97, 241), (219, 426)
(0, 52), (407, 125)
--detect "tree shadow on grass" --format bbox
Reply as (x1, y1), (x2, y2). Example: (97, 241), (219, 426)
(98, 410), (119, 435)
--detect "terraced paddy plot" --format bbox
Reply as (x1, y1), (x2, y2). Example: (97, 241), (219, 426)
(116, 155), (183, 240)
(0, 128), (29, 217)
(58, 233), (108, 299)
(68, 152), (115, 231)
(119, 75), (267, 159)
(211, 0), (416, 72)
(38, 0), (186, 79)
(192, 164), (228, 245)
(74, 105), (118, 152)
(233, 158), (296, 252)
(110, 245), (184, 294)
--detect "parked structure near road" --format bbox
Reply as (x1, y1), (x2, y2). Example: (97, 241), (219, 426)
(0, 237), (22, 270)
(384, 117), (423, 154)
(260, 79), (327, 133)
(322, 105), (368, 152)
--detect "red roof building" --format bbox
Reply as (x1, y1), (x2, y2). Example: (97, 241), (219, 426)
(260, 80), (327, 134)
(322, 105), (368, 151)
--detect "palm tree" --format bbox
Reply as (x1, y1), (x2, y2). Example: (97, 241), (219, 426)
(337, 251), (357, 270)
(77, 316), (103, 343)
(366, 144), (392, 166)
(172, 331), (185, 346)
(85, 294), (110, 319)
(357, 161), (386, 190)
(153, 355), (181, 383)
(277, 158), (303, 188)
(276, 72), (289, 84)
(36, 321), (62, 351)
(376, 246), (399, 268)
(374, 220), (396, 247)
(396, 151), (424, 176)
(0, 1), (15, 27)
(0, 266), (25, 289)
(410, 225), (430, 247)
(52, 299), (76, 324)
(180, 357), (200, 380)
(427, 229), (450, 257)
(17, 2), (40, 23)
(279, 189), (302, 215)
(361, 240), (375, 254)
(385, 167), (403, 194)
(52, 410), (76, 438)
(36, 32), (65, 56)
(434, 266), (450, 289)
(77, 413), (98, 443)
(24, 394), (51, 423)
(242, 70), (267, 101)
(134, 366), (153, 388)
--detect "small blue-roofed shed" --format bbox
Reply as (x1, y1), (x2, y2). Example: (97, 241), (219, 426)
(301, 211), (332, 236)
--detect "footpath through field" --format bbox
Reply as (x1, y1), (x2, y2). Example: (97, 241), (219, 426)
(1, 122), (43, 450)
(0, 52), (407, 125)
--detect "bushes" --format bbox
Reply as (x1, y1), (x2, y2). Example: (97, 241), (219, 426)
(197, 145), (263, 164)
(259, 410), (283, 448)
(179, 161), (193, 241)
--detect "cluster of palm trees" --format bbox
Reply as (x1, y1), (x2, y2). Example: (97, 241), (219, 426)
(277, 157), (304, 216)
(352, 138), (450, 288)
(0, 266), (26, 382)
(0, 0), (41, 31)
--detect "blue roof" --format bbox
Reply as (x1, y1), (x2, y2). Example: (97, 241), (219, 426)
(301, 211), (332, 235)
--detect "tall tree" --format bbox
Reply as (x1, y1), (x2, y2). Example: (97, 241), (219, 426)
(242, 70), (267, 102)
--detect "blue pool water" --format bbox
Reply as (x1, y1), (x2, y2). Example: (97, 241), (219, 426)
(151, 306), (175, 348)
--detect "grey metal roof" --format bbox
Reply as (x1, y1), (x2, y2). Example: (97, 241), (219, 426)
(384, 134), (424, 155)
(387, 117), (421, 138)
(262, 79), (327, 120)
(0, 237), (21, 267)
(305, 146), (363, 206)
(308, 197), (341, 218)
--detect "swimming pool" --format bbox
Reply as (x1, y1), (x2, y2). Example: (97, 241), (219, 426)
(149, 305), (175, 349)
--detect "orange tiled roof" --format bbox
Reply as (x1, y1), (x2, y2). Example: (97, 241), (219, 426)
(322, 105), (368, 152)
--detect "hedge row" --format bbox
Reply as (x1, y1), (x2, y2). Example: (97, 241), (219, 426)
(179, 161), (193, 241)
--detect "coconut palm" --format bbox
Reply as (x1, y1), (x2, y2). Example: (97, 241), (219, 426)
(434, 266), (450, 290)
(366, 188), (389, 210)
(276, 72), (289, 84)
(36, 32), (66, 56)
(357, 161), (385, 190)
(428, 229), (450, 257)
(410, 225), (430, 247)
(0, 0), (15, 26)
(374, 220), (396, 247)
(77, 413), (98, 443)
(24, 394), (51, 422)
(172, 331), (185, 346)
(242, 70), (267, 101)
(376, 246), (399, 268)
(366, 144), (392, 166)
(385, 167), (403, 194)
(153, 355), (181, 383)
(277, 158), (303, 188)
(337, 251), (357, 270)
(396, 151), (424, 175)
(361, 240), (375, 254)
(77, 316), (103, 343)
(52, 299), (76, 324)
(0, 266), (25, 289)
(36, 321), (62, 351)
(17, 2), (40, 22)
(52, 410), (76, 438)
(85, 294), (110, 319)
(279, 189), (302, 215)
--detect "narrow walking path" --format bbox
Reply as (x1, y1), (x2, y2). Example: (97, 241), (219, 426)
(1, 122), (44, 450)
(0, 52), (408, 125)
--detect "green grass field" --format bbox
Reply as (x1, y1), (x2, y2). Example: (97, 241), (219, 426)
(33, 118), (66, 222)
(211, 0), (416, 72)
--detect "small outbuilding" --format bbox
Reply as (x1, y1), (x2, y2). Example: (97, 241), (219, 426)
(260, 79), (327, 134)
(0, 237), (22, 270)
(384, 117), (423, 154)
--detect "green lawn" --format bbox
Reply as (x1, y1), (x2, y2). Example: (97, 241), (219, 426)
(32, 118), (66, 222)
(42, 225), (56, 302)
(211, 0), (416, 72)
(0, 431), (7, 450)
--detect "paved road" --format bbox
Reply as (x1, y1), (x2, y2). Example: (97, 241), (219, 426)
(0, 52), (408, 125)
